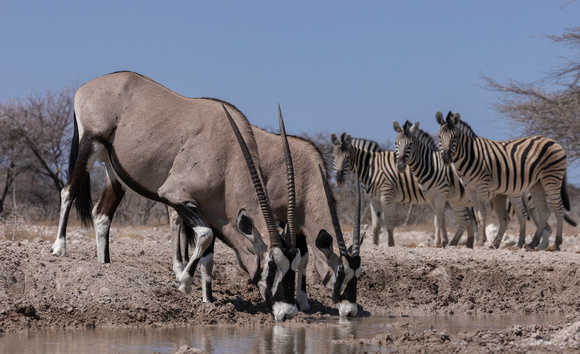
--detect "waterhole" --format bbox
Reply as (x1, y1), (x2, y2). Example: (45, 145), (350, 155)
(0, 313), (564, 353)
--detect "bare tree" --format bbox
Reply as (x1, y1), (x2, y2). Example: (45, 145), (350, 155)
(0, 104), (35, 215)
(483, 27), (580, 164)
(2, 87), (75, 193)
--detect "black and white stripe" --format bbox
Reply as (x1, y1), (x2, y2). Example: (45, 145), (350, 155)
(332, 133), (426, 247)
(437, 111), (572, 250)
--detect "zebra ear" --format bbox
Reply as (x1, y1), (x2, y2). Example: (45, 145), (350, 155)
(344, 134), (352, 145)
(410, 121), (420, 135)
(331, 133), (340, 146)
(393, 121), (402, 133)
(452, 113), (461, 124)
(436, 111), (445, 126)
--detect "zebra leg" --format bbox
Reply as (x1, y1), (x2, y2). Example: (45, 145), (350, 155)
(381, 197), (396, 247)
(528, 182), (550, 249)
(432, 214), (440, 246)
(525, 193), (553, 250)
(295, 234), (310, 311)
(449, 205), (470, 246)
(542, 179), (565, 251)
(468, 189), (489, 247)
(369, 199), (382, 245)
(51, 138), (105, 257)
(434, 198), (448, 246)
(92, 166), (125, 263)
(490, 195), (509, 249)
(509, 195), (528, 249)
(466, 208), (477, 249)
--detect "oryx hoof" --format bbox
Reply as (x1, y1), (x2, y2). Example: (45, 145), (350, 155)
(178, 273), (193, 294)
(50, 239), (66, 257)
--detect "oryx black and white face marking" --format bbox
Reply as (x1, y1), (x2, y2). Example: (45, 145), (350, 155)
(235, 209), (300, 321)
(315, 229), (362, 317)
(331, 133), (352, 187)
(227, 104), (301, 322)
(436, 111), (460, 167)
(393, 121), (419, 173)
(263, 246), (301, 321)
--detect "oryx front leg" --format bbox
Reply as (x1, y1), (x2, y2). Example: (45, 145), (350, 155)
(295, 234), (310, 311)
(171, 203), (214, 295)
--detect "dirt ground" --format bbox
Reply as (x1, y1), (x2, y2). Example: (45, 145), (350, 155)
(1, 222), (580, 353)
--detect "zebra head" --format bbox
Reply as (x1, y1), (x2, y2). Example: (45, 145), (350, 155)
(225, 104), (301, 322)
(393, 120), (420, 173)
(331, 132), (352, 187)
(317, 164), (363, 317)
(436, 111), (461, 166)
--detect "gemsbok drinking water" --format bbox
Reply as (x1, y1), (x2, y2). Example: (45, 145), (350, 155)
(50, 71), (301, 321)
(172, 116), (365, 317)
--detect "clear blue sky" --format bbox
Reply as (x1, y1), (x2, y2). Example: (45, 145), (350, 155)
(1, 1), (579, 183)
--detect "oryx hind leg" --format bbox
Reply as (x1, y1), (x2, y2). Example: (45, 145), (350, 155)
(92, 167), (125, 263)
(51, 138), (106, 257)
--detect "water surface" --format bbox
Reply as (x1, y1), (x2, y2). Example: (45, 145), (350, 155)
(0, 313), (563, 353)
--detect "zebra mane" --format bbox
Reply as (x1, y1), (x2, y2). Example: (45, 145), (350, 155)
(403, 120), (437, 150)
(351, 138), (383, 153)
(446, 112), (478, 139)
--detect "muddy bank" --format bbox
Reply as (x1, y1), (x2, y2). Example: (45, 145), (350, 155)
(1, 225), (580, 352)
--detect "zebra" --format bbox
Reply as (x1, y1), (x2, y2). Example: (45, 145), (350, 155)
(393, 120), (554, 248)
(332, 133), (472, 247)
(437, 111), (575, 250)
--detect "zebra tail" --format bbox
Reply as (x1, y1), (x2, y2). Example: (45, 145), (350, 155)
(564, 213), (577, 227)
(70, 112), (94, 227)
(561, 172), (571, 212)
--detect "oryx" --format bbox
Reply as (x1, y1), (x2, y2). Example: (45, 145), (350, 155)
(50, 71), (300, 321)
(172, 117), (365, 317)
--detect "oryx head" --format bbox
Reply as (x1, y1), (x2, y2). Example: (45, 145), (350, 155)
(331, 132), (353, 187)
(224, 104), (301, 322)
(436, 111), (461, 167)
(393, 120), (420, 173)
(316, 164), (363, 317)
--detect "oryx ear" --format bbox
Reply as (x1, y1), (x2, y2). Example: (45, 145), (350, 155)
(410, 121), (420, 135)
(331, 133), (340, 146)
(315, 230), (334, 259)
(236, 209), (255, 242)
(393, 121), (403, 133)
(436, 111), (445, 126)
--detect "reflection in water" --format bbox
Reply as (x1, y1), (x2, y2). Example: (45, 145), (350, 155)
(0, 314), (565, 354)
